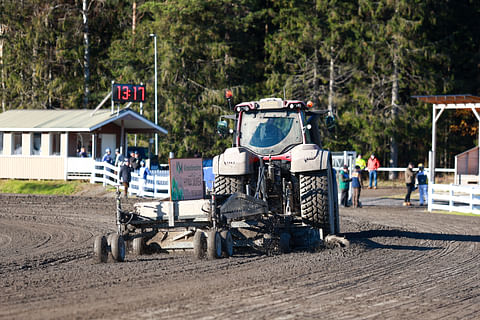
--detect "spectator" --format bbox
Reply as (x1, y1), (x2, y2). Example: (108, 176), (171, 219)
(134, 150), (142, 168)
(416, 163), (428, 206)
(114, 148), (124, 167)
(404, 162), (416, 206)
(102, 148), (114, 165)
(129, 151), (138, 170)
(138, 160), (151, 197)
(367, 154), (380, 189)
(355, 153), (367, 184)
(351, 165), (363, 208)
(78, 146), (87, 158)
(339, 165), (352, 207)
(119, 159), (132, 198)
(355, 154), (366, 170)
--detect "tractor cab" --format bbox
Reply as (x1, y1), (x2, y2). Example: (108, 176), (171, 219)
(218, 96), (332, 157)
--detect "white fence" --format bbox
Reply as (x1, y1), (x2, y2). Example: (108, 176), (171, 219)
(91, 161), (170, 199)
(429, 183), (480, 214)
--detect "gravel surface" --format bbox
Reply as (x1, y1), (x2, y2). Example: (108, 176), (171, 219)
(0, 189), (479, 319)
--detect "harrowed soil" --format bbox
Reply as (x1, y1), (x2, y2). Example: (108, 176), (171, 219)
(0, 187), (479, 319)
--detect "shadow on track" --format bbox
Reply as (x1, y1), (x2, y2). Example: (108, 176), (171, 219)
(342, 229), (480, 251)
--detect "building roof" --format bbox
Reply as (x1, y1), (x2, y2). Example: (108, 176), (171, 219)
(414, 94), (480, 105)
(0, 108), (167, 134)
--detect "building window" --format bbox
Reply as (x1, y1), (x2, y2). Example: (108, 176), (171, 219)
(0, 132), (3, 155)
(32, 133), (41, 155)
(51, 133), (61, 156)
(12, 133), (22, 155)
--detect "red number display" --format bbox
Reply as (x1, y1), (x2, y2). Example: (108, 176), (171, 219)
(112, 84), (146, 103)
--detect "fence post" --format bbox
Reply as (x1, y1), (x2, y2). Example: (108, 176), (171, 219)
(470, 187), (474, 212)
(449, 184), (454, 212)
(428, 184), (432, 212)
(103, 163), (107, 187)
(90, 160), (96, 184)
(153, 173), (157, 198)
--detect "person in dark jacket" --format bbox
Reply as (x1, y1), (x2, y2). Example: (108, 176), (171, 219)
(339, 165), (352, 207)
(404, 162), (416, 206)
(416, 163), (428, 206)
(119, 159), (132, 198)
(351, 165), (363, 208)
(129, 151), (140, 170)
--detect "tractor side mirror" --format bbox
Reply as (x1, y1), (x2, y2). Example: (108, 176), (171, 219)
(217, 120), (229, 135)
(325, 115), (336, 132)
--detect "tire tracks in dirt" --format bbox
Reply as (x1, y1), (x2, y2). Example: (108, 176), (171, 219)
(0, 194), (479, 320)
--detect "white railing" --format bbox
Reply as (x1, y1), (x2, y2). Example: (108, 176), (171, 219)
(67, 157), (95, 179)
(91, 161), (170, 199)
(428, 183), (480, 214)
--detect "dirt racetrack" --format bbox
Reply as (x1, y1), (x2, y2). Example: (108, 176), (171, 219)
(1, 188), (479, 320)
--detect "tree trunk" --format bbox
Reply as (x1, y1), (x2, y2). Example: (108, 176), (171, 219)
(389, 49), (399, 180)
(132, 1), (136, 35)
(82, 0), (90, 108)
(328, 47), (335, 115)
(312, 46), (320, 107)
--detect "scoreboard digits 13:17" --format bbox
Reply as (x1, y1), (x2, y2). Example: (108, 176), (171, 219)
(112, 83), (146, 103)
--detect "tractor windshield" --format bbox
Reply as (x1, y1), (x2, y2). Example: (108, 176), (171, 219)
(239, 110), (303, 155)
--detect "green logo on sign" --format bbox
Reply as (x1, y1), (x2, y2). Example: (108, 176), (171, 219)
(176, 162), (183, 173)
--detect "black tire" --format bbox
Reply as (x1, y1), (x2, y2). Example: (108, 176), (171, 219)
(193, 231), (206, 260)
(214, 175), (244, 195)
(279, 232), (291, 253)
(111, 234), (126, 262)
(220, 230), (234, 257)
(207, 230), (222, 259)
(299, 170), (332, 234)
(132, 237), (144, 256)
(93, 235), (108, 263)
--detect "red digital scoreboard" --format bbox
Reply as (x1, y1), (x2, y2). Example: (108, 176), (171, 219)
(112, 83), (146, 103)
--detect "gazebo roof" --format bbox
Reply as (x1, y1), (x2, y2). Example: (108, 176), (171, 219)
(0, 108), (167, 134)
(414, 94), (480, 105)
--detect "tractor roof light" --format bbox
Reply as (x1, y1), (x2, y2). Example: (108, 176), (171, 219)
(285, 101), (305, 109)
(306, 101), (314, 108)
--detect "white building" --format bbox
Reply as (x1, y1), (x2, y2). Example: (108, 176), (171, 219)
(0, 108), (167, 180)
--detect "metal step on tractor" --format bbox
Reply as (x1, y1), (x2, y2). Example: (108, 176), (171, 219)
(93, 93), (344, 263)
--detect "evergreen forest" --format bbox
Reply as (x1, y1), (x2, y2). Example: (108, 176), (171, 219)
(1, 0), (480, 168)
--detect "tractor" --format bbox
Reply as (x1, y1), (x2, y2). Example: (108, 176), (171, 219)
(213, 92), (339, 242)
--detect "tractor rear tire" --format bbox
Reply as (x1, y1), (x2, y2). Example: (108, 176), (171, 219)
(299, 170), (331, 234)
(207, 230), (222, 259)
(220, 230), (234, 257)
(111, 234), (126, 262)
(214, 175), (244, 195)
(193, 231), (207, 260)
(93, 235), (108, 263)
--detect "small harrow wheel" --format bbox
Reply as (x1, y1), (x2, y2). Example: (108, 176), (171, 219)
(132, 237), (144, 256)
(111, 234), (126, 262)
(207, 230), (222, 259)
(193, 231), (207, 260)
(220, 230), (234, 257)
(93, 235), (108, 263)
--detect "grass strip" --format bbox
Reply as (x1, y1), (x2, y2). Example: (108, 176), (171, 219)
(0, 179), (81, 195)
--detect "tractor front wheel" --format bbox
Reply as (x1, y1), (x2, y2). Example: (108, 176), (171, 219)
(299, 170), (332, 234)
(214, 175), (245, 195)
